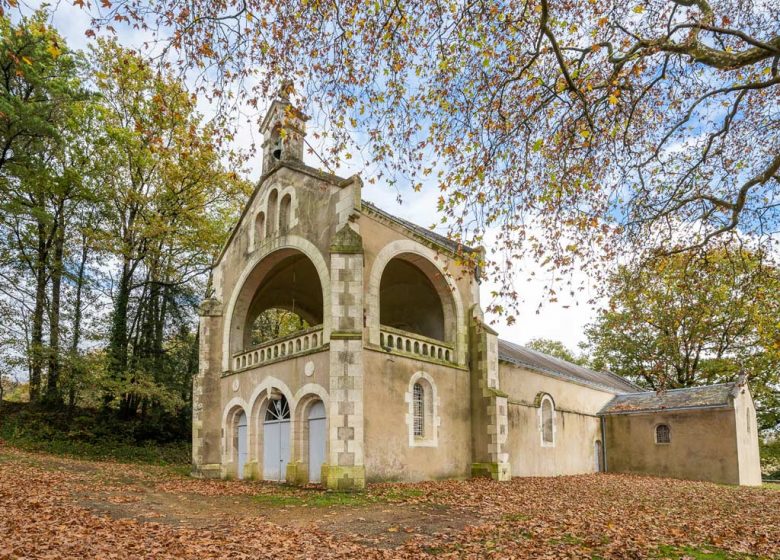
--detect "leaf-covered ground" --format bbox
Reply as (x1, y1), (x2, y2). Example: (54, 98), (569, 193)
(0, 443), (777, 559)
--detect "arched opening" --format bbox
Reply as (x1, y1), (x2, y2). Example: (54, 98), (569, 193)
(241, 251), (323, 351)
(307, 401), (326, 483)
(279, 193), (292, 233)
(236, 411), (248, 479)
(250, 308), (310, 346)
(266, 189), (278, 237)
(263, 393), (291, 481)
(224, 404), (248, 479)
(594, 440), (603, 472)
(379, 255), (452, 342)
(655, 424), (671, 444)
(255, 211), (266, 246)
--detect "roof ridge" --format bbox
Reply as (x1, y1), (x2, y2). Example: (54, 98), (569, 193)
(498, 339), (639, 392)
(619, 382), (735, 397)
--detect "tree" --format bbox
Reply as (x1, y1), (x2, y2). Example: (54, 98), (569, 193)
(77, 0), (780, 319)
(250, 308), (310, 346)
(526, 338), (587, 366)
(585, 249), (780, 430)
(0, 11), (90, 402)
(91, 39), (251, 418)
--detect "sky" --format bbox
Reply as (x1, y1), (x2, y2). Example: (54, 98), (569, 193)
(19, 0), (602, 353)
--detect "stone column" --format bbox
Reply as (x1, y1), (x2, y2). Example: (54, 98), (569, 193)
(192, 298), (223, 478)
(322, 224), (366, 490)
(468, 307), (511, 481)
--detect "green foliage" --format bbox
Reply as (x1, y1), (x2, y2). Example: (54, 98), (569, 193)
(760, 439), (780, 480)
(653, 545), (758, 559)
(0, 401), (190, 465)
(585, 249), (780, 431)
(0, 13), (251, 440)
(250, 308), (310, 345)
(0, 11), (86, 176)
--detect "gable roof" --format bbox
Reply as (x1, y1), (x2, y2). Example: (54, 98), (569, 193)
(497, 339), (640, 394)
(599, 383), (737, 415)
(361, 200), (474, 255)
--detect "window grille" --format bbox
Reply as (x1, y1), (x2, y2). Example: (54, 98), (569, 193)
(413, 383), (424, 437)
(655, 424), (671, 444)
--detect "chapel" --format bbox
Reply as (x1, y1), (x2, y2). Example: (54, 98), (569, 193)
(192, 91), (762, 489)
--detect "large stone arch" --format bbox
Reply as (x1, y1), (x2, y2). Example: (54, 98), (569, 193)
(368, 240), (465, 364)
(221, 236), (331, 372)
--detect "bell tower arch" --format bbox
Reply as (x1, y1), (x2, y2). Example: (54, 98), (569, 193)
(260, 82), (309, 173)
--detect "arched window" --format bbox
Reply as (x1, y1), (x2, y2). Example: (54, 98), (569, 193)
(266, 189), (278, 237)
(279, 193), (292, 233)
(413, 382), (425, 437)
(746, 407), (751, 434)
(539, 395), (555, 447)
(655, 424), (671, 444)
(407, 373), (439, 447)
(255, 211), (266, 246)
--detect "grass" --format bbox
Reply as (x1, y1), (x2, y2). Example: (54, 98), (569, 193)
(0, 401), (190, 466)
(654, 545), (759, 559)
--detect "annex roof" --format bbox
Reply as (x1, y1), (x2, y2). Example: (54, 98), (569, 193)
(497, 339), (640, 394)
(599, 383), (738, 415)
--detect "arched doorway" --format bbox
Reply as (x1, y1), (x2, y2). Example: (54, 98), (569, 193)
(236, 411), (248, 480)
(263, 394), (291, 481)
(307, 401), (326, 483)
(594, 440), (603, 472)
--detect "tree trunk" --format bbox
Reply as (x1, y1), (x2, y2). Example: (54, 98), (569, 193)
(29, 222), (48, 403)
(68, 232), (89, 411)
(107, 257), (134, 411)
(46, 211), (65, 405)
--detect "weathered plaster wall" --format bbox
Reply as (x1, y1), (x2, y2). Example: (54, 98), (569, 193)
(499, 363), (616, 476)
(732, 386), (762, 486)
(362, 349), (472, 481)
(604, 408), (740, 484)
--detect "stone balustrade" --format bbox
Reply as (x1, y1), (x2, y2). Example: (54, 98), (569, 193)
(233, 325), (324, 371)
(379, 326), (454, 363)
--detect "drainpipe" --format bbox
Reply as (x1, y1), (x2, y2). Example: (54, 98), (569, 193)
(600, 416), (608, 473)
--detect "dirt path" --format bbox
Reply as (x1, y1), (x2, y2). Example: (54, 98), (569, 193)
(3, 447), (469, 549)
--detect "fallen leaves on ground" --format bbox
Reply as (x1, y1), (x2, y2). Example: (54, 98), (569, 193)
(0, 446), (777, 559)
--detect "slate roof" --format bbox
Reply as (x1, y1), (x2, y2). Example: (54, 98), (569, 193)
(361, 200), (474, 254)
(497, 339), (640, 394)
(599, 383), (737, 415)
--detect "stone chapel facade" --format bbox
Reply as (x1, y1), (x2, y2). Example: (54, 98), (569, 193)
(192, 93), (762, 490)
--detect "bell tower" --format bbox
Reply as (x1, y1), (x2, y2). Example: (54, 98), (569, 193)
(260, 81), (309, 173)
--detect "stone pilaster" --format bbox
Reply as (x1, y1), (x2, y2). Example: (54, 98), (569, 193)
(192, 298), (223, 478)
(469, 307), (511, 481)
(323, 224), (366, 490)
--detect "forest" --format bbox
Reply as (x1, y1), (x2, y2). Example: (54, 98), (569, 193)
(0, 12), (251, 457)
